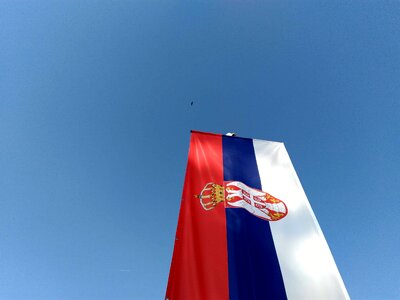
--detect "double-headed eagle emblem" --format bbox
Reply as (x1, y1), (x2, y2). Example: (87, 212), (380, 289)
(196, 181), (288, 222)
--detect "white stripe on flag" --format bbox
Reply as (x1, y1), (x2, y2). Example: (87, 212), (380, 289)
(253, 140), (349, 300)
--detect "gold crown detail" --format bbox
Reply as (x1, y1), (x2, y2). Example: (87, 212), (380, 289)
(195, 183), (225, 210)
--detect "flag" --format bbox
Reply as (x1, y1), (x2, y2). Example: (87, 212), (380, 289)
(166, 130), (349, 300)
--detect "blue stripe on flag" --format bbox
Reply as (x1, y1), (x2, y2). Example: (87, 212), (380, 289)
(223, 136), (287, 300)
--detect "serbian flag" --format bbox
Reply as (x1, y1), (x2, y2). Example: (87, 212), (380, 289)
(166, 131), (349, 300)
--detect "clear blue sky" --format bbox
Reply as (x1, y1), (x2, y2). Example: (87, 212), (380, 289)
(1, 1), (399, 299)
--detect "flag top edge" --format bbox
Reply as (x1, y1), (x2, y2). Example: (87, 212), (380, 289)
(190, 130), (283, 145)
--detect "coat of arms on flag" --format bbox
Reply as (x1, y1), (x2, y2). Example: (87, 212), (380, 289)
(165, 130), (349, 300)
(196, 181), (288, 221)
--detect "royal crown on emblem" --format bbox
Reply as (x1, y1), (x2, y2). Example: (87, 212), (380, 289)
(195, 182), (225, 210)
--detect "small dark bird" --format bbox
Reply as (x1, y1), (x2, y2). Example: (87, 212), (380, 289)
(190, 101), (194, 106)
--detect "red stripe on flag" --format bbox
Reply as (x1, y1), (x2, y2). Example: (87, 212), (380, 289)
(166, 132), (229, 300)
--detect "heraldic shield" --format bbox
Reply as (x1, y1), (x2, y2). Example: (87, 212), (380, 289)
(195, 181), (288, 221)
